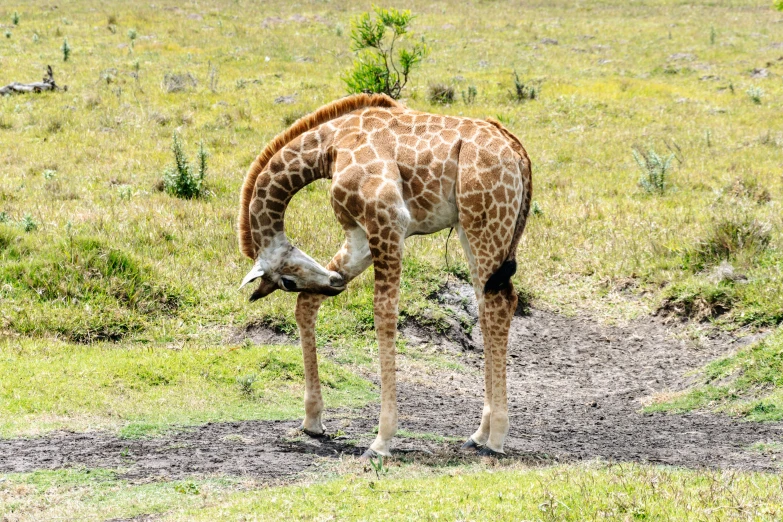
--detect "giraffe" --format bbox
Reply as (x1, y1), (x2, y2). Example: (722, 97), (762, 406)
(238, 93), (532, 457)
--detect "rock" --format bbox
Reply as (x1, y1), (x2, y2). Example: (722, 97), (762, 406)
(708, 261), (748, 284)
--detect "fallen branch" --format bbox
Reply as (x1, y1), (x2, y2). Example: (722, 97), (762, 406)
(0, 66), (67, 95)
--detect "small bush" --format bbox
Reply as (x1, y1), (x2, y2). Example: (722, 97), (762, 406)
(747, 86), (763, 104)
(236, 374), (257, 396)
(511, 71), (537, 101)
(633, 147), (674, 194)
(62, 38), (71, 61)
(659, 282), (734, 321)
(686, 215), (772, 270)
(20, 214), (37, 232)
(342, 6), (427, 99)
(12, 12), (20, 25)
(531, 201), (543, 216)
(163, 72), (197, 93)
(428, 83), (454, 105)
(162, 134), (208, 199)
(461, 85), (477, 104)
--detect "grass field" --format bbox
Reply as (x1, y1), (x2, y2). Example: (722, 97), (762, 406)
(1, 0), (783, 519)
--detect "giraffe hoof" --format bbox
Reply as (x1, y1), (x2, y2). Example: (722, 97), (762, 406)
(478, 446), (504, 457)
(461, 438), (480, 451)
(360, 448), (379, 461)
(299, 424), (326, 438)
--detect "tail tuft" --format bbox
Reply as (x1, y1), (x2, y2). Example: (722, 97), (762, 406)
(484, 259), (517, 293)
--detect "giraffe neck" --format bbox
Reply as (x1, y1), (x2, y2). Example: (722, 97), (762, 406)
(249, 130), (332, 259)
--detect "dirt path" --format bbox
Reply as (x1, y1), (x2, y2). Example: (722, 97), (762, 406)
(1, 283), (781, 480)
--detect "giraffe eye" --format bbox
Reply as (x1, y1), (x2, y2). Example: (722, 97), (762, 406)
(280, 277), (297, 291)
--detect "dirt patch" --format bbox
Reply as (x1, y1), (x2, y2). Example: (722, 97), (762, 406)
(1, 283), (781, 480)
(228, 319), (293, 345)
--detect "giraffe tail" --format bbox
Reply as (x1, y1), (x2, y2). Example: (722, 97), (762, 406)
(483, 118), (532, 293)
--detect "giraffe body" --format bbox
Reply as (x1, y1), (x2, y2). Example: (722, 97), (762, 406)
(239, 94), (531, 456)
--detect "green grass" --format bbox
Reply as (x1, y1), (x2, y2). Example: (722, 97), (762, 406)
(646, 326), (783, 420)
(4, 462), (783, 521)
(0, 338), (376, 438)
(171, 462), (783, 521)
(0, 468), (242, 522)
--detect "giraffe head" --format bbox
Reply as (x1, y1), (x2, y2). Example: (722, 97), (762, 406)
(240, 235), (346, 301)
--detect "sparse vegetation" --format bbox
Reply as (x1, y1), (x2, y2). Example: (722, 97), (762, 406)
(461, 85), (477, 104)
(531, 201), (543, 216)
(161, 134), (208, 199)
(236, 373), (257, 396)
(647, 327), (783, 419)
(20, 214), (37, 232)
(511, 70), (537, 101)
(427, 82), (454, 104)
(342, 6), (427, 99)
(633, 146), (674, 194)
(62, 38), (70, 61)
(12, 11), (20, 26)
(687, 214), (771, 270)
(747, 86), (763, 104)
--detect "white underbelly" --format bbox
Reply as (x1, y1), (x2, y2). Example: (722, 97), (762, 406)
(405, 199), (459, 236)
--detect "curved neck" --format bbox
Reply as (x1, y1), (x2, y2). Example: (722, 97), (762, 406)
(249, 131), (332, 257)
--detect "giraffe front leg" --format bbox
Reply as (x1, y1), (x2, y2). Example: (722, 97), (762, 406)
(363, 236), (403, 459)
(295, 229), (373, 438)
(295, 292), (329, 436)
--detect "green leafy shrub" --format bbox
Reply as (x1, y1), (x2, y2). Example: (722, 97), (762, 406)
(511, 71), (537, 101)
(342, 6), (427, 99)
(633, 147), (674, 194)
(20, 214), (37, 232)
(162, 134), (208, 199)
(461, 85), (477, 104)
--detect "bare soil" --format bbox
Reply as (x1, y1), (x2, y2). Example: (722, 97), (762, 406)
(1, 283), (781, 481)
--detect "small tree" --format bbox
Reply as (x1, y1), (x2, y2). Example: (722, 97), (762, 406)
(342, 7), (427, 99)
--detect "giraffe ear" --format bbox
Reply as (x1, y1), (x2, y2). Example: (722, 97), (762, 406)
(239, 264), (265, 290)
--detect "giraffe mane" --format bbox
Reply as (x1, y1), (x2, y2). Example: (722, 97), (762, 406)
(238, 93), (402, 259)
